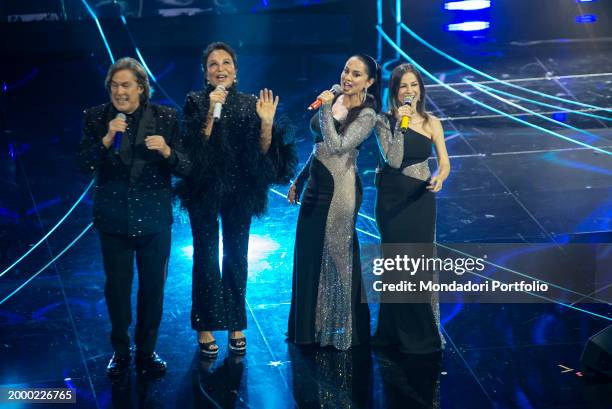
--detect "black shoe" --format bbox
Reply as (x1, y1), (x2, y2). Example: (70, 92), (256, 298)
(135, 351), (167, 375)
(229, 336), (246, 355)
(199, 340), (219, 358)
(107, 352), (131, 377)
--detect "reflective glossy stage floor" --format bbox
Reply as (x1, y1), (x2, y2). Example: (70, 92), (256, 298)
(1, 44), (611, 408)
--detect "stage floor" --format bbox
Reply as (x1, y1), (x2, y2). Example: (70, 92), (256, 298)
(1, 42), (611, 408)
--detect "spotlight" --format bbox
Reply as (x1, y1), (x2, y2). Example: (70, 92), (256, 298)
(575, 15), (597, 23)
(552, 112), (568, 122)
(444, 1), (491, 11)
(446, 21), (490, 32)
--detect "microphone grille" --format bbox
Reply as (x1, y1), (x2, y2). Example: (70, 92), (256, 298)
(331, 84), (342, 94)
(117, 113), (127, 120)
(217, 85), (226, 91)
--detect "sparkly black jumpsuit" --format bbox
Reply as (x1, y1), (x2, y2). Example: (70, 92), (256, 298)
(177, 85), (296, 332)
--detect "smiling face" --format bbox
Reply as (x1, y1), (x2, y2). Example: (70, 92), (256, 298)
(340, 56), (374, 98)
(109, 69), (143, 114)
(396, 71), (421, 106)
(205, 49), (237, 89)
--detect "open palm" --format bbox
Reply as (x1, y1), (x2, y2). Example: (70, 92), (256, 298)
(256, 88), (279, 124)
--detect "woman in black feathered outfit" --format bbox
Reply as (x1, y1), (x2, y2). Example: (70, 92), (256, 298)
(176, 42), (296, 357)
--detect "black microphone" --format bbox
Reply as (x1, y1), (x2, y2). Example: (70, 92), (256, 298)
(307, 84), (342, 110)
(113, 113), (126, 153)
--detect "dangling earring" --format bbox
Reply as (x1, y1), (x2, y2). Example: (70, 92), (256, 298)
(362, 86), (368, 104)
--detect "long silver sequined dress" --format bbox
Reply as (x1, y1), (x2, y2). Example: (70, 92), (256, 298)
(288, 103), (375, 351)
(372, 113), (444, 353)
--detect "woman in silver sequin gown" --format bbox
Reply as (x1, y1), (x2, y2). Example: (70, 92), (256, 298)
(373, 63), (450, 354)
(287, 55), (381, 351)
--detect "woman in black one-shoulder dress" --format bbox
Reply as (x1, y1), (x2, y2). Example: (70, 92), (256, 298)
(373, 63), (450, 354)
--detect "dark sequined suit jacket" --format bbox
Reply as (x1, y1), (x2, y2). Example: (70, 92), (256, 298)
(78, 102), (192, 236)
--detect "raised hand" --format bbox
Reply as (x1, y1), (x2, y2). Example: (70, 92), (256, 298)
(256, 88), (279, 125)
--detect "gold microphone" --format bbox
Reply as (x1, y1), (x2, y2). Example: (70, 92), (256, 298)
(399, 95), (413, 132)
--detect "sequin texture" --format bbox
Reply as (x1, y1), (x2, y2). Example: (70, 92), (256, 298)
(179, 86), (297, 331)
(375, 114), (432, 181)
(313, 104), (376, 350)
(77, 103), (192, 237)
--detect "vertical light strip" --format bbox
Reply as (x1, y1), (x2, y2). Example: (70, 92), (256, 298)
(134, 47), (157, 83)
(376, 0), (383, 61)
(119, 14), (181, 109)
(395, 0), (402, 60)
(80, 0), (115, 63)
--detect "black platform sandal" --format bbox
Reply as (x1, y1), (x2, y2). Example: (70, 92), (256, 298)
(228, 336), (247, 355)
(199, 340), (219, 357)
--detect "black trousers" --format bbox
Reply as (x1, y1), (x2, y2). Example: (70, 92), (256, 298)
(98, 229), (170, 355)
(189, 201), (252, 331)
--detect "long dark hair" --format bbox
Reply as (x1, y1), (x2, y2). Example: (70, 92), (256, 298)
(340, 54), (381, 132)
(387, 63), (429, 124)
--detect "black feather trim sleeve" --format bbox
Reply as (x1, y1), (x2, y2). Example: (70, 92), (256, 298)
(175, 88), (296, 217)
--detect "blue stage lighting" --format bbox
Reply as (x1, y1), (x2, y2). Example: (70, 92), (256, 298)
(377, 26), (612, 155)
(552, 112), (567, 122)
(446, 21), (490, 31)
(577, 0), (597, 3)
(444, 1), (491, 11)
(80, 0), (115, 63)
(575, 15), (597, 23)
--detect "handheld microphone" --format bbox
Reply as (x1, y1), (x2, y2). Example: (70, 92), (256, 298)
(212, 85), (226, 121)
(399, 95), (413, 132)
(308, 84), (342, 111)
(113, 113), (127, 153)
